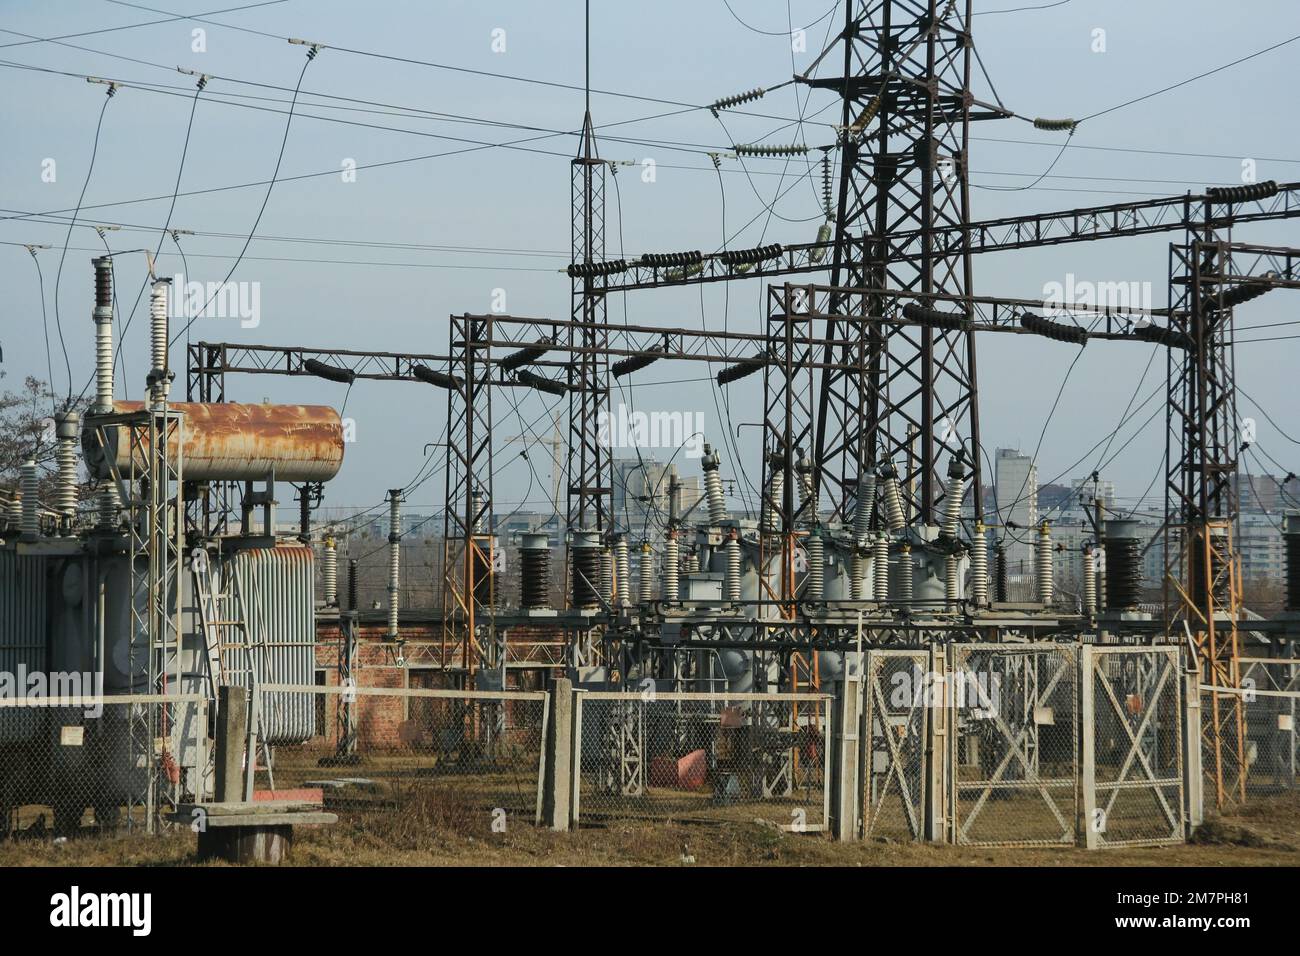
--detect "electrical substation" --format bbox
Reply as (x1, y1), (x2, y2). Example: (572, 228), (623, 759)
(2, 1), (1300, 855)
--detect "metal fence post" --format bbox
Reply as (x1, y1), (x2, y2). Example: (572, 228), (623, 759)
(542, 677), (575, 831)
(924, 644), (949, 842)
(1079, 644), (1099, 849)
(1183, 670), (1204, 831)
(832, 658), (864, 841)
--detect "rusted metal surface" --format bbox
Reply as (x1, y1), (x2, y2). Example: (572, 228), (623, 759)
(84, 401), (344, 482)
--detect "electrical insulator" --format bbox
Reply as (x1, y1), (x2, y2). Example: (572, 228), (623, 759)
(809, 221), (833, 263)
(902, 301), (966, 331)
(663, 530), (680, 602)
(724, 532), (742, 602)
(1206, 180), (1278, 203)
(500, 341), (553, 372)
(1036, 522), (1054, 605)
(323, 536), (338, 606)
(1082, 543), (1097, 616)
(1032, 117), (1076, 132)
(719, 243), (783, 266)
(970, 523), (988, 606)
(735, 143), (808, 158)
(1019, 311), (1088, 345)
(853, 472), (877, 545)
(897, 544), (913, 602)
(412, 364), (461, 389)
(612, 347), (664, 378)
(940, 459), (966, 539)
(805, 527), (824, 601)
(710, 86), (766, 115)
(639, 541), (654, 604)
(614, 535), (630, 607)
(716, 355), (767, 385)
(872, 533), (890, 603)
(879, 463), (906, 532)
(702, 444), (728, 526)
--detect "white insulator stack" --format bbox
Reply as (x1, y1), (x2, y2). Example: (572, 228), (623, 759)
(970, 522), (988, 605)
(21, 460), (40, 538)
(761, 468), (784, 535)
(725, 534), (742, 602)
(614, 536), (630, 606)
(663, 532), (680, 602)
(54, 411), (80, 526)
(638, 543), (654, 603)
(704, 471), (726, 526)
(386, 490), (401, 640)
(323, 537), (338, 606)
(1082, 544), (1097, 616)
(1094, 546), (1106, 609)
(945, 554), (960, 609)
(881, 473), (906, 532)
(805, 530), (824, 601)
(796, 457), (817, 529)
(853, 472), (877, 544)
(850, 549), (867, 600)
(91, 257), (121, 529)
(683, 551), (698, 574)
(898, 544), (913, 602)
(872, 533), (889, 602)
(148, 278), (171, 406)
(600, 548), (614, 604)
(941, 475), (965, 539)
(1036, 522), (1054, 605)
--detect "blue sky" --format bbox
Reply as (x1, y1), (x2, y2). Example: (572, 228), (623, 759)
(2, 0), (1298, 521)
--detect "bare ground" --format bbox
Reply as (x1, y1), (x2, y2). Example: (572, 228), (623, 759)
(1, 791), (1296, 868)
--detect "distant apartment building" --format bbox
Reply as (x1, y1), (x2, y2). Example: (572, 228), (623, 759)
(994, 448), (1038, 584)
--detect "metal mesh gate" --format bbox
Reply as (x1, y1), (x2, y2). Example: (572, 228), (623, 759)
(1084, 646), (1184, 847)
(861, 650), (929, 841)
(572, 692), (830, 830)
(949, 644), (1079, 847)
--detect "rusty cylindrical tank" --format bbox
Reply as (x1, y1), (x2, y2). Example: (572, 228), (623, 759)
(82, 401), (345, 483)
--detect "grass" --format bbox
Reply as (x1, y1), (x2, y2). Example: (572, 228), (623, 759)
(0, 790), (1296, 867)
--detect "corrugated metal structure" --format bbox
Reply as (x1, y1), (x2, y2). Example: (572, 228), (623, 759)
(226, 545), (317, 744)
(0, 551), (47, 743)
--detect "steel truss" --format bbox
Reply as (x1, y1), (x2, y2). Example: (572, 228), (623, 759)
(441, 314), (496, 678)
(1165, 234), (1300, 809)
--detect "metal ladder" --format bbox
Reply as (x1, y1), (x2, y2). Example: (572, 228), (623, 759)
(192, 550), (275, 797)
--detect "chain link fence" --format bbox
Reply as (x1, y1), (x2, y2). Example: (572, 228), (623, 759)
(573, 691), (830, 831)
(1086, 646), (1184, 847)
(950, 644), (1079, 847)
(0, 694), (208, 838)
(258, 684), (547, 835)
(1239, 659), (1300, 796)
(862, 650), (929, 841)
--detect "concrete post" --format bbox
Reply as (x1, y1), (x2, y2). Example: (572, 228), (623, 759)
(923, 644), (949, 842)
(542, 677), (575, 830)
(1183, 670), (1204, 831)
(831, 659), (864, 841)
(1079, 644), (1099, 848)
(214, 685), (249, 803)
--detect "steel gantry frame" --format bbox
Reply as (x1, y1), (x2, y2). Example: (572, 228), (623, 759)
(441, 314), (495, 678)
(1164, 222), (1300, 809)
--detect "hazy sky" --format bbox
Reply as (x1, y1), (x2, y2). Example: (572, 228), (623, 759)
(3, 0), (1298, 523)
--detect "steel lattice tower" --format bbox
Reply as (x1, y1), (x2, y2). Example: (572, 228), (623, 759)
(802, 0), (998, 527)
